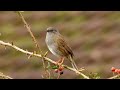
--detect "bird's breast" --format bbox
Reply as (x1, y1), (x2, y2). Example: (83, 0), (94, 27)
(46, 33), (60, 57)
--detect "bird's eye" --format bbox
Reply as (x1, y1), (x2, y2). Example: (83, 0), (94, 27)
(47, 30), (53, 32)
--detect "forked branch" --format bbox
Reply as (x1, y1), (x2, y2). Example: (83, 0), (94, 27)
(0, 40), (90, 79)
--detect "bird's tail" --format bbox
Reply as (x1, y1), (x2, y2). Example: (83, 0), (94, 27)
(69, 56), (78, 70)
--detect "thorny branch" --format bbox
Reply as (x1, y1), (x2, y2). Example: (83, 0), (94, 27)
(17, 11), (40, 50)
(0, 72), (12, 79)
(108, 74), (120, 79)
(16, 11), (50, 78)
(0, 40), (119, 79)
(0, 40), (90, 79)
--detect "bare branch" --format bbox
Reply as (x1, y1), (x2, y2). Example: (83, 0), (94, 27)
(17, 11), (40, 50)
(0, 40), (90, 79)
(16, 11), (51, 78)
(0, 40), (42, 57)
(108, 74), (120, 79)
(0, 72), (12, 79)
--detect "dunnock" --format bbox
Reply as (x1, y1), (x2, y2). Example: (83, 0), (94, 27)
(45, 27), (78, 70)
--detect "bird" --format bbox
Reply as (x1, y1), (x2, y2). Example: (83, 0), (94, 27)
(45, 27), (78, 70)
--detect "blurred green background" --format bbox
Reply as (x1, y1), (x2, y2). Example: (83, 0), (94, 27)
(0, 11), (120, 79)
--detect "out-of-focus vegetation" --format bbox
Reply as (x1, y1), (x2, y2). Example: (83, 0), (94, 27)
(0, 11), (120, 79)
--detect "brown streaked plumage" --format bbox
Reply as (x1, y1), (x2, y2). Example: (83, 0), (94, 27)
(56, 34), (74, 59)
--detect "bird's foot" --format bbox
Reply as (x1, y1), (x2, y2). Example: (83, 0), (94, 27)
(54, 57), (65, 72)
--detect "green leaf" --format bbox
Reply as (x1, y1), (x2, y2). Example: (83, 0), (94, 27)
(52, 65), (59, 69)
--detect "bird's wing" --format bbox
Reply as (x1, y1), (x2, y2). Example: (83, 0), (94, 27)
(56, 35), (74, 58)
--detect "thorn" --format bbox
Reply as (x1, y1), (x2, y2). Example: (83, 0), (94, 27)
(44, 51), (48, 57)
(28, 54), (32, 59)
(78, 67), (85, 72)
(11, 42), (14, 45)
(27, 24), (30, 28)
(26, 53), (29, 56)
(4, 45), (7, 50)
(33, 51), (36, 54)
(26, 49), (29, 55)
(26, 50), (29, 56)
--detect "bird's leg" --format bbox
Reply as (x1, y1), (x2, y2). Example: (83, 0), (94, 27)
(56, 57), (64, 66)
(59, 57), (65, 66)
(55, 57), (64, 71)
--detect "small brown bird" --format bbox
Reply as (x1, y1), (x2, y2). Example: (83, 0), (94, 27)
(45, 27), (78, 70)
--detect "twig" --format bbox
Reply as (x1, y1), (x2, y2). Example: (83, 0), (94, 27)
(0, 40), (90, 79)
(16, 11), (50, 78)
(17, 11), (40, 50)
(108, 74), (120, 79)
(0, 72), (12, 79)
(63, 65), (89, 79)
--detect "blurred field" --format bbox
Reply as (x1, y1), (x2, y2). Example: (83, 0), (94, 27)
(0, 11), (120, 79)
